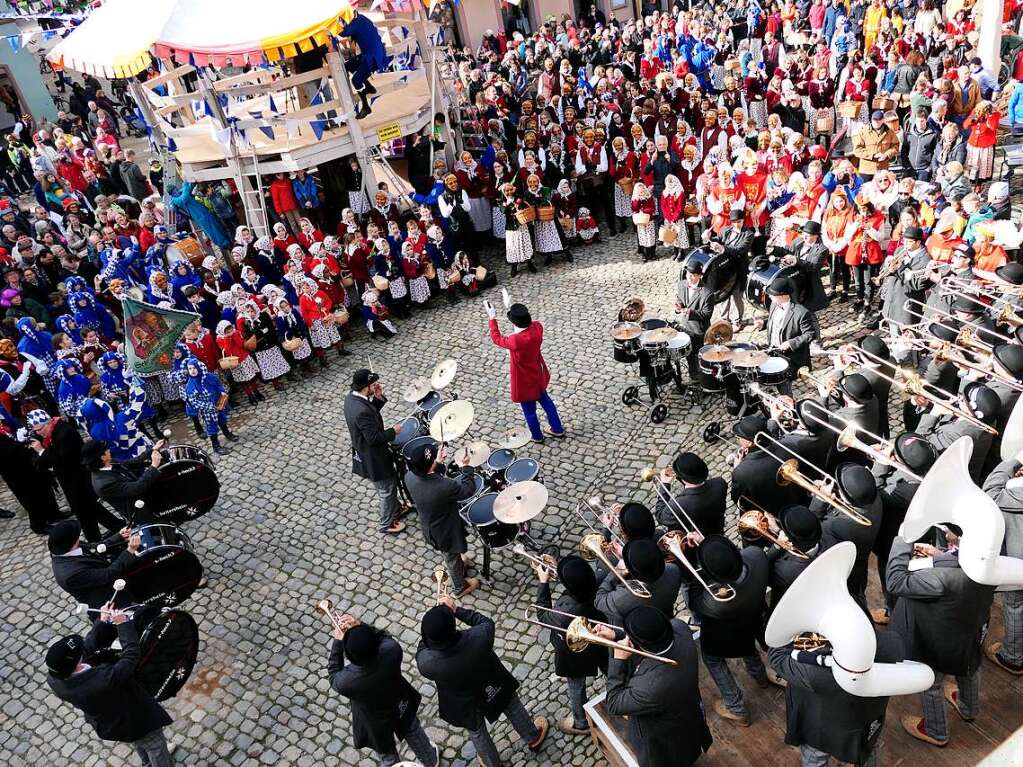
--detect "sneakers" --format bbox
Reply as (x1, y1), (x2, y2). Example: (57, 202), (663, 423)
(383, 520), (406, 535)
(453, 577), (481, 598)
(985, 641), (1023, 674)
(870, 607), (890, 626)
(527, 717), (549, 751)
(558, 716), (589, 736)
(944, 679), (975, 722)
(900, 715), (948, 747)
(713, 700), (750, 727)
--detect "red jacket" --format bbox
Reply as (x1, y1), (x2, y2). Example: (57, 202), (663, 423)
(216, 331), (251, 362)
(186, 330), (220, 370)
(660, 192), (686, 223)
(270, 177), (299, 214)
(488, 319), (551, 403)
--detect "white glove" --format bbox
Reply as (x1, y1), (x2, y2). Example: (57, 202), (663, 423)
(501, 287), (512, 309)
(15, 427), (29, 442)
(484, 300), (497, 320)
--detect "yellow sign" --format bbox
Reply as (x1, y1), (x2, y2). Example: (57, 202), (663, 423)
(376, 121), (403, 144)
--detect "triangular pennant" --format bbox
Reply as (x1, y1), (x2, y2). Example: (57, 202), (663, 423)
(6, 36), (20, 53)
(310, 118), (326, 140)
(268, 94), (279, 114)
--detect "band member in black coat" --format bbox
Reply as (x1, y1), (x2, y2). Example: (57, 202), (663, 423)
(766, 506), (821, 615)
(81, 438), (162, 524)
(730, 415), (803, 515)
(0, 422), (62, 534)
(690, 535), (770, 726)
(781, 220), (828, 312)
(601, 605), (713, 767)
(855, 335), (894, 438)
(768, 628), (906, 765)
(654, 452), (726, 537)
(887, 535), (996, 747)
(327, 615), (437, 767)
(533, 555), (608, 736)
(342, 368), (406, 535)
(46, 608), (175, 766)
(765, 277), (820, 393)
(768, 398), (836, 477)
(675, 261), (715, 384)
(595, 538), (683, 624)
(404, 441), (481, 597)
(49, 519), (139, 611)
(815, 372), (880, 471)
(28, 411), (121, 540)
(416, 598), (548, 767)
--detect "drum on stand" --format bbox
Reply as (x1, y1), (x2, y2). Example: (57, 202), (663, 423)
(611, 321), (642, 363)
(124, 524), (204, 607)
(756, 356), (790, 387)
(746, 257), (801, 310)
(482, 448), (516, 488)
(698, 345), (733, 393)
(505, 458), (542, 485)
(144, 445), (220, 524)
(682, 247), (741, 304)
(665, 331), (692, 363)
(464, 493), (520, 549)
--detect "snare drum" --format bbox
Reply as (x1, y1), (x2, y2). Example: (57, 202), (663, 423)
(698, 344), (733, 392)
(665, 331), (692, 362)
(144, 445), (220, 524)
(483, 448), (516, 486)
(756, 356), (790, 387)
(125, 524), (204, 607)
(505, 458), (542, 485)
(730, 345), (767, 381)
(465, 493), (520, 548)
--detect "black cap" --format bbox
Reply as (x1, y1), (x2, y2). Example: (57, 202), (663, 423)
(507, 303), (532, 329)
(688, 260), (704, 275)
(698, 534), (743, 583)
(802, 220), (821, 235)
(46, 635), (84, 678)
(622, 605), (674, 654)
(729, 208), (745, 221)
(351, 368), (379, 390)
(929, 321), (959, 343)
(622, 539), (665, 583)
(733, 414), (768, 441)
(421, 605), (458, 649)
(903, 226), (924, 242)
(779, 505), (821, 551)
(80, 438), (107, 470)
(859, 335), (890, 360)
(557, 555), (598, 603)
(672, 452), (708, 483)
(343, 625), (380, 665)
(836, 463), (878, 507)
(894, 432), (938, 474)
(407, 439), (439, 476)
(996, 262), (1023, 286)
(796, 399), (831, 434)
(952, 295), (986, 315)
(993, 343), (1023, 379)
(963, 381), (1000, 423)
(619, 502), (655, 540)
(767, 277), (793, 296)
(48, 520), (82, 555)
(840, 373), (874, 404)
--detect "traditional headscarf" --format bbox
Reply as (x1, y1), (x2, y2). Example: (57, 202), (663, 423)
(663, 174), (683, 197)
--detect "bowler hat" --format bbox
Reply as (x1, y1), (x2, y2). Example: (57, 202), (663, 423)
(623, 605), (674, 654)
(698, 534), (744, 583)
(836, 464), (878, 507)
(622, 539), (665, 583)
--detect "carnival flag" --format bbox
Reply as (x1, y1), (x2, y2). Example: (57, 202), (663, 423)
(121, 298), (199, 375)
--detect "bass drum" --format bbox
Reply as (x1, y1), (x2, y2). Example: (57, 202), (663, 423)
(136, 609), (200, 701)
(465, 493), (520, 549)
(144, 445), (220, 524)
(746, 257), (803, 309)
(125, 524), (204, 608)
(682, 247), (740, 304)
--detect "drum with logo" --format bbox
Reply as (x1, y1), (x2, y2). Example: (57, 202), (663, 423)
(682, 247), (741, 304)
(144, 445), (220, 524)
(124, 524), (204, 607)
(746, 257), (803, 309)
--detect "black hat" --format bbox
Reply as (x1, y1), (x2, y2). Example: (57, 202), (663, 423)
(698, 534), (744, 583)
(963, 381), (1000, 423)
(836, 463), (878, 507)
(951, 243), (975, 262)
(893, 432), (938, 474)
(729, 208), (745, 222)
(929, 321), (958, 343)
(343, 625), (380, 665)
(802, 220), (821, 235)
(557, 555), (598, 603)
(507, 303), (532, 328)
(80, 438), (107, 470)
(407, 439), (439, 476)
(993, 343), (1023, 379)
(733, 414), (768, 441)
(619, 502), (655, 540)
(796, 399), (831, 434)
(182, 285), (200, 299)
(779, 505), (821, 551)
(840, 373), (874, 404)
(351, 368), (379, 390)
(859, 335), (890, 361)
(996, 262), (1023, 286)
(672, 452), (708, 483)
(767, 277), (793, 296)
(622, 605), (674, 654)
(46, 635), (84, 678)
(688, 260), (704, 275)
(622, 539), (665, 583)
(903, 226), (924, 242)
(421, 605), (458, 649)
(48, 520), (81, 555)
(952, 295), (985, 315)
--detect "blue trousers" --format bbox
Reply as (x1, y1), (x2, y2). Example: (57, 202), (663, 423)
(520, 391), (564, 441)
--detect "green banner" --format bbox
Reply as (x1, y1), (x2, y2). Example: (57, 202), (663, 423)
(121, 298), (199, 375)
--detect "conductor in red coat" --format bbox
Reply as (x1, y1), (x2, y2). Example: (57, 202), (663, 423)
(486, 301), (566, 443)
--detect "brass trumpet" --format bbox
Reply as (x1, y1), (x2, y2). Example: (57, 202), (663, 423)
(578, 532), (652, 599)
(904, 299), (1013, 346)
(754, 432), (872, 526)
(512, 543), (559, 580)
(316, 598), (354, 634)
(433, 566), (450, 601)
(524, 605), (677, 665)
(736, 497), (811, 559)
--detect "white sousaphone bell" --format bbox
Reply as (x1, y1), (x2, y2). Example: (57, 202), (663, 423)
(901, 436), (1023, 588)
(1001, 394), (1023, 462)
(765, 542), (935, 697)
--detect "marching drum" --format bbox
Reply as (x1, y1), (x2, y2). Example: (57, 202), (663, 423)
(746, 258), (803, 309)
(124, 525), (204, 607)
(143, 445), (220, 524)
(505, 458), (542, 485)
(682, 247), (741, 304)
(756, 356), (790, 387)
(465, 493), (520, 549)
(611, 321), (643, 363)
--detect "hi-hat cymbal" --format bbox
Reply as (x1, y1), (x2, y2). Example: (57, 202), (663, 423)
(402, 377), (432, 403)
(497, 425), (532, 449)
(429, 400), (475, 441)
(701, 345), (735, 363)
(644, 326), (678, 344)
(431, 359), (458, 390)
(493, 480), (549, 524)
(453, 441), (491, 467)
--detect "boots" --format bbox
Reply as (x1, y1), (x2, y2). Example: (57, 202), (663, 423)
(222, 424), (239, 443)
(356, 90), (371, 119)
(211, 434), (230, 456)
(527, 260), (538, 273)
(336, 344), (352, 357)
(247, 391), (257, 406)
(254, 388), (266, 402)
(511, 263), (518, 277)
(317, 351), (330, 369)
(191, 416), (204, 437)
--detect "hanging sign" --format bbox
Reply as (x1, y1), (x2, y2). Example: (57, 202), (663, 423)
(376, 121), (402, 144)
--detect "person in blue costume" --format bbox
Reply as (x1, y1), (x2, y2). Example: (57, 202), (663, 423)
(97, 351), (163, 440)
(69, 290), (117, 342)
(15, 316), (58, 397)
(339, 12), (391, 118)
(169, 181), (232, 250)
(79, 378), (153, 462)
(55, 358), (92, 426)
(183, 357), (237, 455)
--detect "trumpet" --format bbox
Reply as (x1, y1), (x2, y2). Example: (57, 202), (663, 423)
(512, 543), (558, 580)
(316, 598), (355, 634)
(524, 605), (677, 664)
(579, 532), (652, 599)
(753, 432), (872, 526)
(659, 530), (738, 601)
(737, 497), (811, 559)
(433, 566), (450, 601)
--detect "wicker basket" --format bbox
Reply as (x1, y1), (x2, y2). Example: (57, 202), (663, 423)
(372, 275), (390, 292)
(475, 266), (488, 281)
(872, 95), (895, 111)
(617, 177), (635, 196)
(423, 262), (437, 280)
(341, 273), (355, 287)
(515, 205), (537, 225)
(838, 101), (862, 119)
(537, 204), (556, 222)
(632, 212), (651, 225)
(282, 337), (303, 352)
(333, 308), (349, 324)
(219, 356), (240, 371)
(659, 225), (678, 244)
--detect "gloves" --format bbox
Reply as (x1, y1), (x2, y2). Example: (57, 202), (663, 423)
(485, 301), (497, 320)
(501, 287), (512, 309)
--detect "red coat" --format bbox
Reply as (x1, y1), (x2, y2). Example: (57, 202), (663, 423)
(488, 319), (551, 403)
(270, 177), (299, 214)
(216, 331), (251, 362)
(660, 192), (686, 223)
(186, 330), (221, 370)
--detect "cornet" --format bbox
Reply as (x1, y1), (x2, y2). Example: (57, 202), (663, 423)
(754, 432), (872, 526)
(578, 532), (652, 599)
(315, 598), (355, 634)
(524, 605), (677, 665)
(512, 543), (558, 580)
(736, 497), (811, 559)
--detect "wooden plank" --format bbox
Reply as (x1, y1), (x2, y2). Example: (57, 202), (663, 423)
(216, 67), (327, 100)
(143, 64), (195, 90)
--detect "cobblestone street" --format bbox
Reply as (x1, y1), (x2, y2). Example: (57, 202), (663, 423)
(0, 233), (868, 767)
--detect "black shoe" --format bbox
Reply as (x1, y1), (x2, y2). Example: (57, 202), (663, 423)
(319, 357), (331, 370)
(222, 429), (239, 443)
(0, 508), (16, 519)
(287, 372), (298, 382)
(254, 390), (266, 402)
(213, 444), (231, 456)
(247, 393), (257, 405)
(338, 348), (352, 357)
(510, 264), (518, 277)
(527, 261), (538, 273)
(543, 255), (553, 266)
(564, 250), (574, 262)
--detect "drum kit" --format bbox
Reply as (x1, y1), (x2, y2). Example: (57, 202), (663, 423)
(746, 255), (805, 310)
(679, 247), (741, 304)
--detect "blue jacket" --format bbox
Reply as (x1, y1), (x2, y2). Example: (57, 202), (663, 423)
(822, 4), (847, 42)
(292, 175), (320, 209)
(169, 182), (232, 249)
(1009, 83), (1023, 124)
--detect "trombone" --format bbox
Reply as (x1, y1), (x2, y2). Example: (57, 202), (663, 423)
(904, 299), (1013, 347)
(524, 605), (678, 665)
(579, 532), (653, 599)
(575, 495), (625, 547)
(512, 543), (559, 580)
(316, 598), (354, 634)
(746, 383), (799, 431)
(736, 496), (811, 559)
(641, 466), (738, 602)
(753, 432), (873, 526)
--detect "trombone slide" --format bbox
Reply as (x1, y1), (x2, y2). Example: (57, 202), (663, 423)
(524, 605), (678, 665)
(659, 531), (738, 601)
(579, 533), (652, 599)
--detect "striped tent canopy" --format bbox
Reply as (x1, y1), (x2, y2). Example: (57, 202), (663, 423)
(49, 0), (359, 77)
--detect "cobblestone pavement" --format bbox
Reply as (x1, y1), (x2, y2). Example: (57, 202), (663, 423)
(0, 230), (869, 767)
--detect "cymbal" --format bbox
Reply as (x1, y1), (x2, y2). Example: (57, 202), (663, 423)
(429, 400), (474, 441)
(402, 377), (432, 403)
(611, 322), (643, 340)
(643, 326), (678, 344)
(732, 350), (770, 367)
(706, 319), (734, 346)
(431, 358), (458, 390)
(493, 480), (549, 524)
(701, 345), (735, 363)
(452, 441), (491, 468)
(497, 425), (532, 449)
